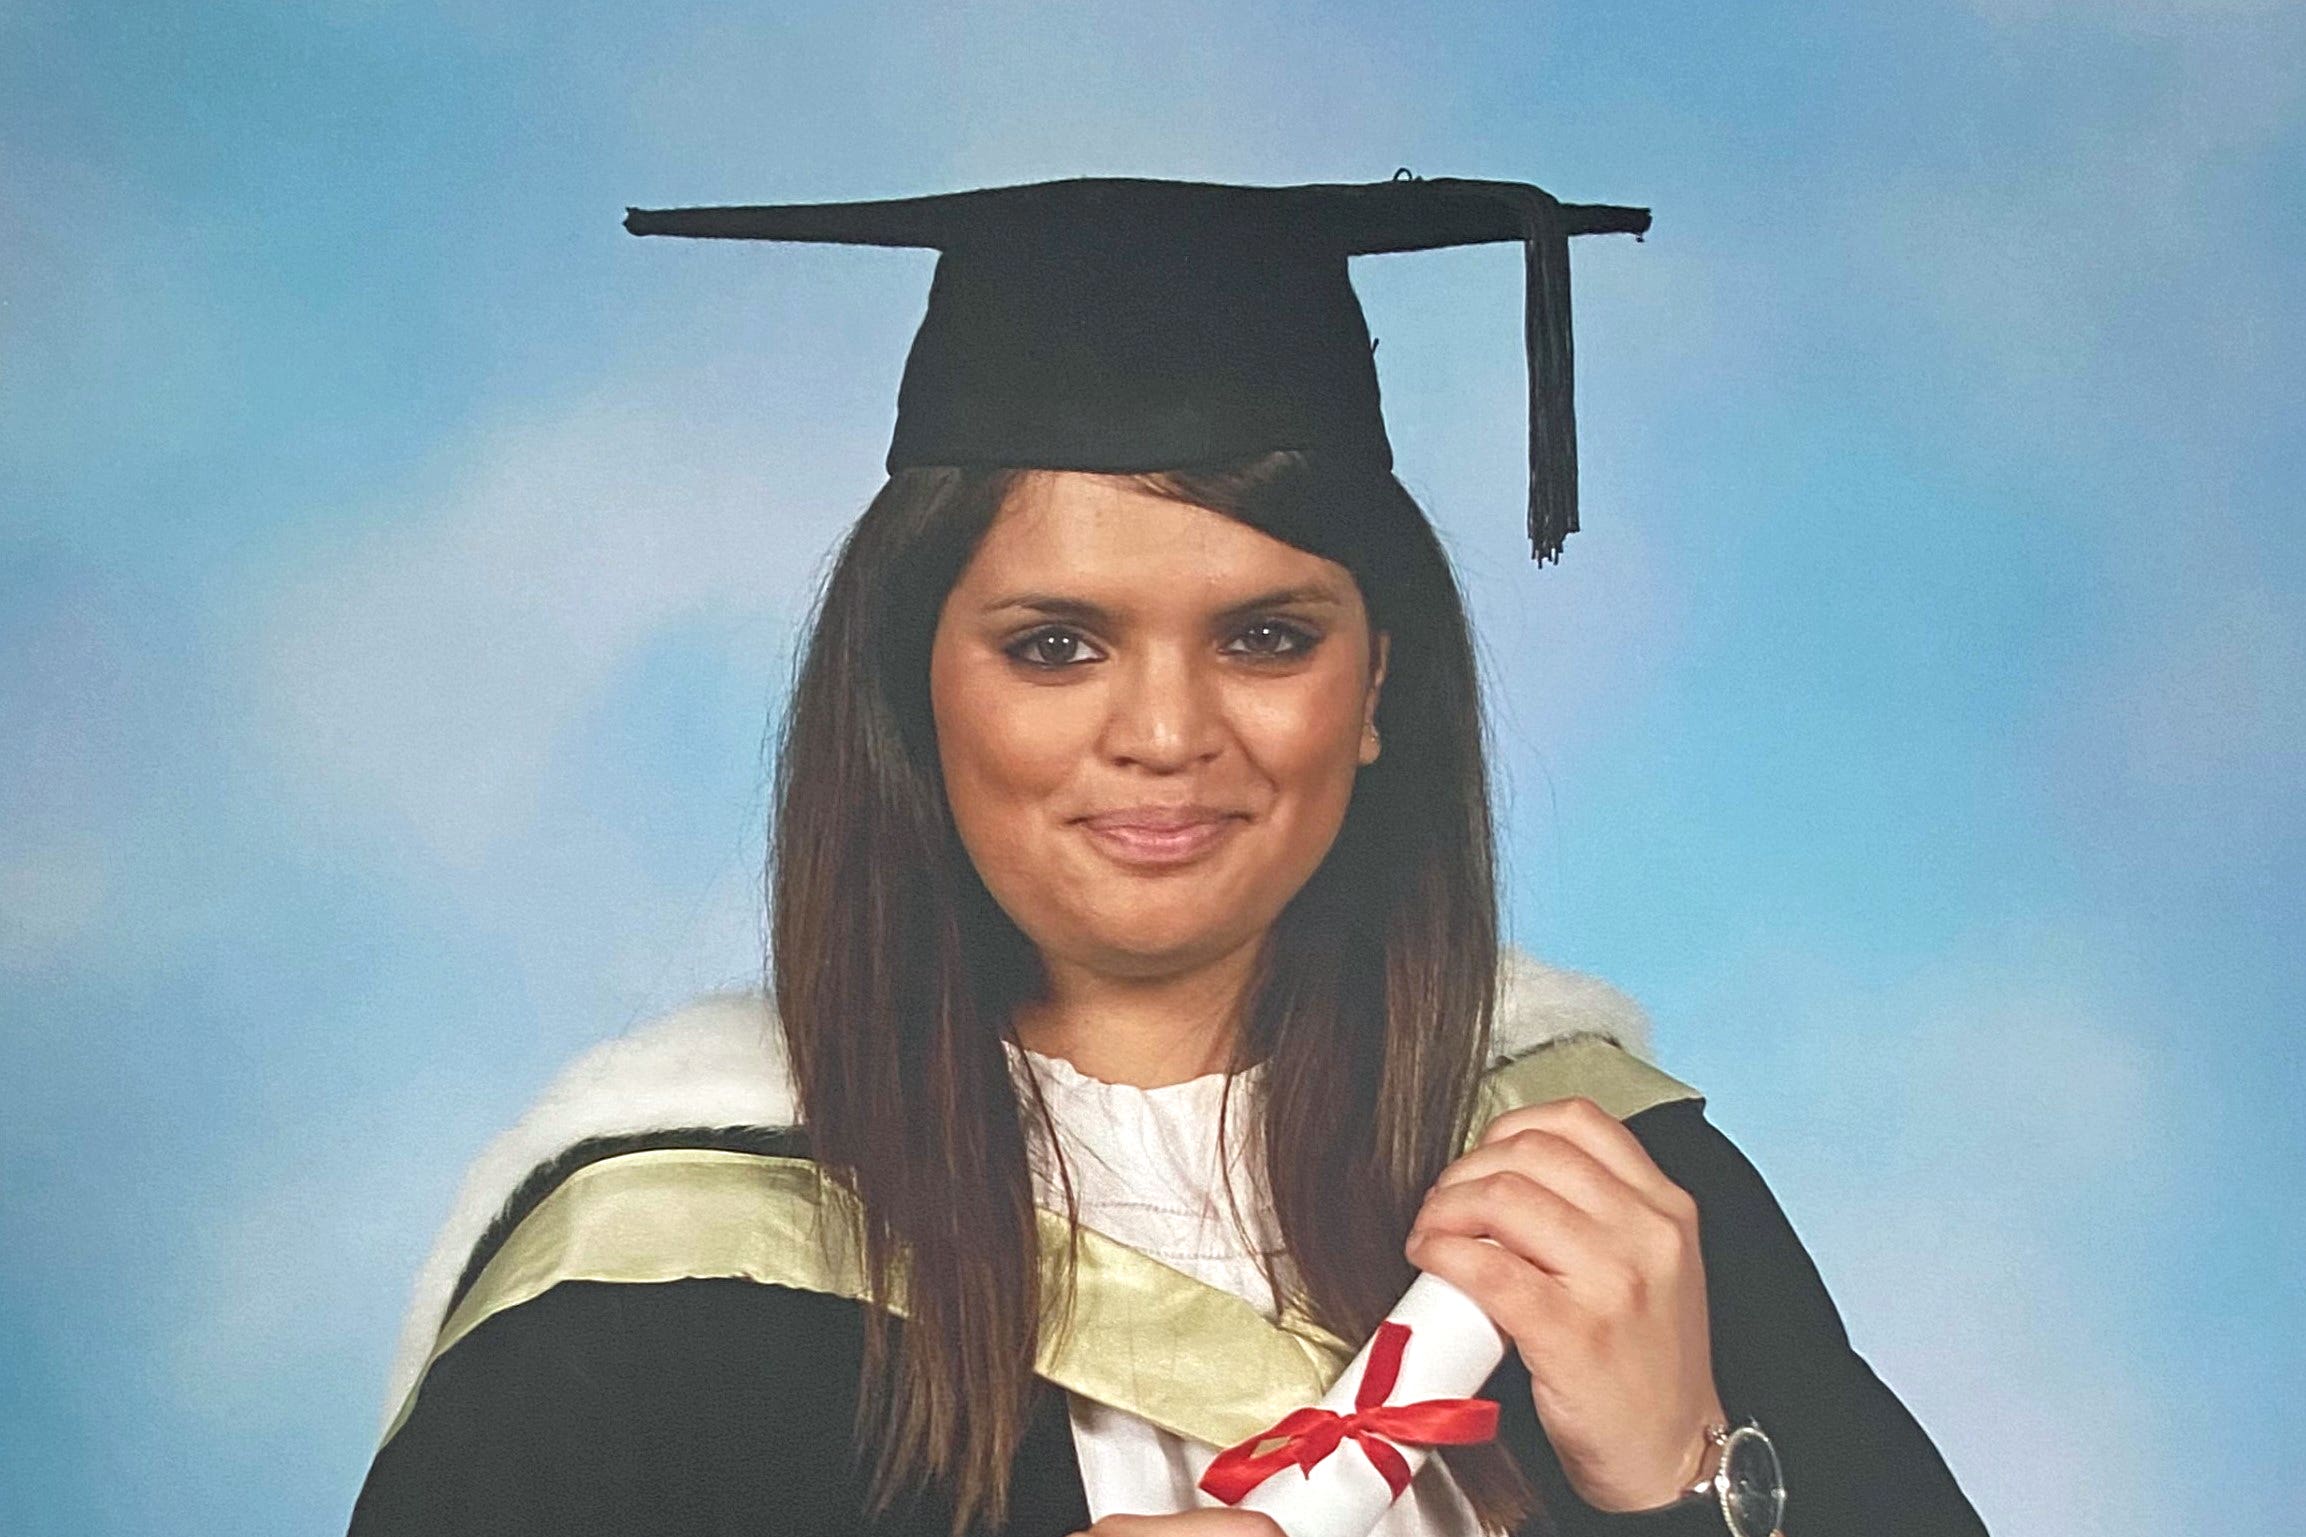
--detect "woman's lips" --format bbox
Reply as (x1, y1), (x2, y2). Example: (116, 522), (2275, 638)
(1076, 813), (1245, 868)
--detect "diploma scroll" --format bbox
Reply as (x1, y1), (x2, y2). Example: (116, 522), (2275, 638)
(1200, 1272), (1510, 1537)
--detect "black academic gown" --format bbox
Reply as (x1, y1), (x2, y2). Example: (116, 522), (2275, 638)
(348, 1093), (1990, 1537)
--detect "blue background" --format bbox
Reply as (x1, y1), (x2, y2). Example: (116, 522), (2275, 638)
(2, 2), (2298, 1533)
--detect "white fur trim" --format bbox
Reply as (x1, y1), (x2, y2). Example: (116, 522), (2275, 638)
(377, 946), (1650, 1432)
(1491, 945), (1653, 1064)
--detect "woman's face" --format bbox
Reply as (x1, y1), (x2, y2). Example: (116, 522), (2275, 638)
(929, 471), (1388, 983)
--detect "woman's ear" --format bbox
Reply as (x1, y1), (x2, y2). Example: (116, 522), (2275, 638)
(1359, 631), (1390, 766)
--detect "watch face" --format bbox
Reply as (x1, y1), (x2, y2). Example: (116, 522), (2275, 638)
(1720, 1424), (1786, 1537)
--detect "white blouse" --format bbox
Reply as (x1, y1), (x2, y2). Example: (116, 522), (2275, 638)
(1005, 1041), (1483, 1536)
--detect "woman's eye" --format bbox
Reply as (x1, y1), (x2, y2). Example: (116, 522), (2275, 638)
(1225, 620), (1319, 660)
(1006, 627), (1103, 669)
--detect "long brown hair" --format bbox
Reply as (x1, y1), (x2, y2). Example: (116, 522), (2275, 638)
(769, 449), (1537, 1533)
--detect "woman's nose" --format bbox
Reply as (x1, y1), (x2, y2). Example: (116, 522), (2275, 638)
(1097, 645), (1223, 770)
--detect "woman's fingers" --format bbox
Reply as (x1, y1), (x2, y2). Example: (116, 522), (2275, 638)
(1403, 1225), (1572, 1343)
(1475, 1101), (1697, 1216)
(1432, 1121), (1646, 1226)
(1409, 1094), (1706, 1333)
(1411, 1167), (1611, 1281)
(1474, 1097), (1696, 1221)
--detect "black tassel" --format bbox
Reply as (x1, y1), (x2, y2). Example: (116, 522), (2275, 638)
(1504, 186), (1576, 565)
(1395, 176), (1647, 563)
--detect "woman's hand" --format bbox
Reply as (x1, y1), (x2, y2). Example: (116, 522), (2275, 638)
(1069, 1511), (1285, 1536)
(1405, 1095), (1726, 1513)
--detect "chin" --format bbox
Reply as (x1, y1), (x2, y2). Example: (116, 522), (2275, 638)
(1071, 912), (1256, 973)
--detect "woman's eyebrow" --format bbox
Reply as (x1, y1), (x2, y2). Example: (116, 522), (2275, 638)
(983, 585), (1345, 624)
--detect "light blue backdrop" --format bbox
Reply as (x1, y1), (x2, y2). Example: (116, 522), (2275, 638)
(3, 2), (2298, 1533)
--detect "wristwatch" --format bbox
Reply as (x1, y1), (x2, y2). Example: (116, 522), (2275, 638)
(1667, 1418), (1786, 1537)
(1566, 1416), (1787, 1535)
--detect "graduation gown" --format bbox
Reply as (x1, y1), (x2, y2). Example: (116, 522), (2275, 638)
(348, 959), (1990, 1537)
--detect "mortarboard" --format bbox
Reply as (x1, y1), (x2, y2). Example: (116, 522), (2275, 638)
(624, 173), (1649, 564)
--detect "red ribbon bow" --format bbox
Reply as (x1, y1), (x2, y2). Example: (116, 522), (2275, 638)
(1198, 1321), (1501, 1505)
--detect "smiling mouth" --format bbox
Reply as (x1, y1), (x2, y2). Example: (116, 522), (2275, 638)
(1075, 814), (1246, 868)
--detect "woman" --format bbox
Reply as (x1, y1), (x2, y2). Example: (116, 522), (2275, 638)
(349, 176), (1990, 1537)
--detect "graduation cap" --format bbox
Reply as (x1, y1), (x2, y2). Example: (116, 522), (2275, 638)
(624, 174), (1649, 564)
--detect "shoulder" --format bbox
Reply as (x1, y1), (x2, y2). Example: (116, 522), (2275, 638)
(1474, 949), (1703, 1131)
(378, 993), (798, 1436)
(370, 1136), (882, 1518)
